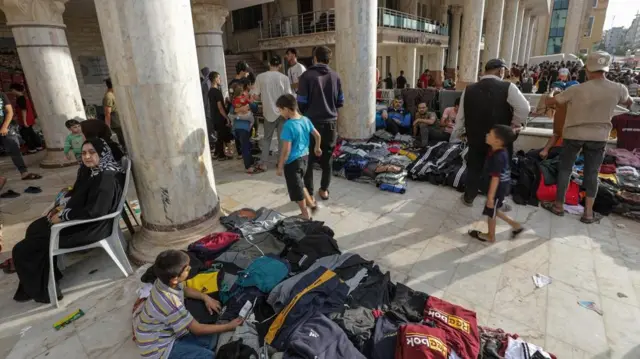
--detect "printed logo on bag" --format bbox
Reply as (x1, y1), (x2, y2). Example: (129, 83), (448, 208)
(405, 333), (448, 358)
(426, 309), (471, 333)
(308, 330), (319, 338)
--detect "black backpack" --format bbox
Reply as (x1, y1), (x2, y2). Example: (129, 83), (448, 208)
(217, 338), (258, 359)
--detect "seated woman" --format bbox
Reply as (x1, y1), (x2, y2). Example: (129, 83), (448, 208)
(12, 138), (125, 303)
(382, 98), (412, 135)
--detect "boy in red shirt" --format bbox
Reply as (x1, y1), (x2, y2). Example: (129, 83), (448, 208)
(10, 83), (42, 153)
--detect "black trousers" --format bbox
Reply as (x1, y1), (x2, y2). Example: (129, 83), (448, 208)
(385, 119), (410, 135)
(20, 126), (42, 150)
(304, 121), (337, 193)
(463, 142), (513, 203)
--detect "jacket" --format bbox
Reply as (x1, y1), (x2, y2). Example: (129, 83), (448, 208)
(284, 313), (366, 359)
(297, 64), (343, 123)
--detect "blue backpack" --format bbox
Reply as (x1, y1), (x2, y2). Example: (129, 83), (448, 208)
(236, 254), (290, 293)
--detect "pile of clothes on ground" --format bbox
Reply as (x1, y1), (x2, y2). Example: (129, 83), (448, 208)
(134, 207), (558, 359)
(332, 130), (420, 194)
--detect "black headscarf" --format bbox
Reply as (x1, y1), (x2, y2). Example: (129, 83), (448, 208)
(80, 120), (124, 161)
(82, 138), (124, 177)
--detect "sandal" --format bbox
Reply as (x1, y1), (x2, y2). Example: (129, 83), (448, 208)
(24, 186), (42, 194)
(0, 190), (20, 199)
(246, 166), (265, 174)
(511, 227), (525, 239)
(318, 190), (330, 201)
(580, 213), (603, 224)
(21, 173), (42, 180)
(468, 230), (493, 243)
(541, 202), (564, 217)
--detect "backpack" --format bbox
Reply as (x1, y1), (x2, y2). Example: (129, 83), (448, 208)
(188, 232), (240, 262)
(217, 339), (259, 359)
(236, 254), (290, 293)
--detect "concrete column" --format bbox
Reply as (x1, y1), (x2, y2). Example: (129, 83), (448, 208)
(335, 0), (377, 140)
(533, 15), (549, 56)
(1, 0), (85, 168)
(513, 3), (525, 64)
(561, 0), (586, 54)
(500, 0), (519, 65)
(447, 6), (462, 70)
(482, 0), (505, 64)
(517, 13), (531, 64)
(433, 47), (446, 87)
(457, 0), (485, 89)
(525, 17), (535, 64)
(399, 46), (417, 87)
(94, 0), (220, 263)
(192, 0), (229, 98)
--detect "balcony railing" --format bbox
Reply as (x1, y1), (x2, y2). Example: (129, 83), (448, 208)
(258, 8), (449, 40)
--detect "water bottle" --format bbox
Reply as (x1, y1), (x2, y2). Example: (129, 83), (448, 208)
(379, 183), (406, 194)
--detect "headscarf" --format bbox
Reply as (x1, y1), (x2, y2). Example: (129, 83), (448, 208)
(82, 138), (124, 177)
(80, 119), (124, 161)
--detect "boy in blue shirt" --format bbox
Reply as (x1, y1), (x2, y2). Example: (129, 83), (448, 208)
(276, 94), (322, 219)
(468, 125), (524, 243)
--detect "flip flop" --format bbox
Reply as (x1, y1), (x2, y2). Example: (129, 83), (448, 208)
(580, 213), (603, 224)
(468, 230), (493, 243)
(0, 190), (20, 199)
(24, 186), (42, 194)
(541, 202), (564, 217)
(511, 227), (525, 239)
(318, 190), (330, 201)
(21, 173), (42, 180)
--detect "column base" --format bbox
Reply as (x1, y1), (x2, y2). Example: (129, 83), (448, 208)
(128, 208), (224, 264)
(40, 148), (78, 169)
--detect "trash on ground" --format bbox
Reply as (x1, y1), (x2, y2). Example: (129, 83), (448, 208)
(532, 274), (552, 288)
(577, 301), (603, 316)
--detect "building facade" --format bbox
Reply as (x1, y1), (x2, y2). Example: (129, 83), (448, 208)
(626, 14), (640, 50)
(604, 26), (627, 53)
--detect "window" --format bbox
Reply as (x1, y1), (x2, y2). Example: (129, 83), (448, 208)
(592, 0), (598, 7)
(231, 5), (263, 31)
(385, 56), (391, 76)
(547, 37), (563, 54)
(585, 16), (595, 37)
(419, 55), (424, 75)
(387, 0), (399, 10)
(546, 2), (568, 54)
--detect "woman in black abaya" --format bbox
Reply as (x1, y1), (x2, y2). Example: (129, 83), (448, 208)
(12, 138), (125, 303)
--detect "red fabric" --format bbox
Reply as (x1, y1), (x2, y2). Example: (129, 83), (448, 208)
(536, 173), (579, 205)
(388, 147), (400, 154)
(395, 324), (448, 359)
(419, 74), (429, 88)
(232, 95), (250, 108)
(612, 113), (640, 151)
(599, 163), (616, 174)
(16, 96), (36, 126)
(423, 296), (479, 359)
(188, 232), (240, 260)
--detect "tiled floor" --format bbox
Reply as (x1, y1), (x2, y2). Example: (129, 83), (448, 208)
(2, 151), (640, 358)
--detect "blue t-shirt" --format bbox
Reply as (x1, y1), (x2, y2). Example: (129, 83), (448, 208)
(486, 148), (511, 198)
(280, 116), (315, 164)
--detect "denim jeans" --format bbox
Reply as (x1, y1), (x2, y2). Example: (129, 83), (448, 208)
(168, 333), (218, 359)
(556, 139), (606, 201)
(1, 132), (27, 174)
(234, 129), (253, 169)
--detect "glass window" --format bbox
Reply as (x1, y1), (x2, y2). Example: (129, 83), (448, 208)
(585, 16), (594, 37)
(547, 37), (563, 54)
(592, 0), (598, 7)
(231, 5), (263, 31)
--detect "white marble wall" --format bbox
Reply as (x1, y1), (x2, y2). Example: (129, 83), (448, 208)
(398, 46), (418, 87)
(533, 15), (549, 57)
(335, 0), (377, 140)
(2, 0), (86, 168)
(518, 13), (531, 64)
(447, 6), (462, 69)
(457, 0), (485, 87)
(513, 4), (525, 64)
(94, 0), (219, 262)
(482, 0), (505, 64)
(525, 18), (535, 64)
(500, 0), (519, 65)
(192, 1), (229, 98)
(561, 0), (586, 55)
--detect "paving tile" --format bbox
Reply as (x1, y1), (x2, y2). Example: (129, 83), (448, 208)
(550, 215), (593, 250)
(376, 243), (426, 275)
(405, 277), (445, 298)
(504, 234), (550, 273)
(549, 241), (599, 294)
(544, 335), (598, 359)
(445, 263), (503, 314)
(600, 296), (640, 356)
(32, 335), (88, 359)
(75, 302), (133, 359)
(593, 254), (638, 307)
(492, 264), (548, 333)
(409, 239), (465, 291)
(485, 312), (546, 347)
(441, 291), (490, 325)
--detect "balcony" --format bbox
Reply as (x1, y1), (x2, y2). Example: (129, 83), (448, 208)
(257, 8), (449, 50)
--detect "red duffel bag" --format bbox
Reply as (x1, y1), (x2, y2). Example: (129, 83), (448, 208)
(536, 172), (579, 205)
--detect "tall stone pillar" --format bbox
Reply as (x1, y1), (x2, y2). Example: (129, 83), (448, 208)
(561, 0), (586, 55)
(192, 0), (229, 98)
(1, 0), (85, 168)
(513, 4), (525, 64)
(446, 6), (462, 72)
(399, 46), (417, 87)
(525, 18), (535, 64)
(456, 0), (485, 89)
(94, 0), (220, 263)
(433, 47), (446, 87)
(482, 0), (505, 64)
(500, 0), (519, 65)
(335, 0), (377, 140)
(533, 15), (549, 56)
(517, 13), (531, 64)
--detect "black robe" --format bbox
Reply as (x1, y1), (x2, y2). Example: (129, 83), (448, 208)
(12, 170), (124, 303)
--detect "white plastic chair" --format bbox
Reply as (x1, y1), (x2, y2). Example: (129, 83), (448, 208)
(48, 157), (134, 308)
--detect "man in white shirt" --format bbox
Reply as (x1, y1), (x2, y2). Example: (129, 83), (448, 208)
(285, 48), (306, 91)
(251, 55), (293, 171)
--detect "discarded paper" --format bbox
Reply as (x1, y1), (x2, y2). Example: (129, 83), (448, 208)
(578, 300), (603, 316)
(532, 274), (552, 288)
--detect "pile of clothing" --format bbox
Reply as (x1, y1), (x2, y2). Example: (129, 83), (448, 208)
(133, 206), (558, 358)
(407, 142), (469, 191)
(332, 130), (419, 194)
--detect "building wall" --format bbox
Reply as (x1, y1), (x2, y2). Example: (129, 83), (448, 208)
(578, 0), (608, 54)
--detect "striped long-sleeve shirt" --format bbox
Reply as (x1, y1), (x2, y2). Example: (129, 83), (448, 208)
(133, 280), (194, 359)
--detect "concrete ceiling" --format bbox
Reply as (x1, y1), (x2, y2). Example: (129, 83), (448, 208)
(451, 0), (551, 17)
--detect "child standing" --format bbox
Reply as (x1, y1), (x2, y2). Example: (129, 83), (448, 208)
(468, 125), (524, 243)
(276, 94), (322, 220)
(133, 250), (243, 359)
(229, 83), (261, 174)
(64, 119), (84, 161)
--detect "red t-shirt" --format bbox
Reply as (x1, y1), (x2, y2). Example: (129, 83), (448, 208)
(395, 324), (448, 359)
(232, 94), (250, 109)
(612, 113), (640, 151)
(423, 296), (480, 359)
(419, 74), (430, 88)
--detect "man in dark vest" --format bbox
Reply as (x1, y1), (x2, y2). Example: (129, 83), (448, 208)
(454, 58), (530, 208)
